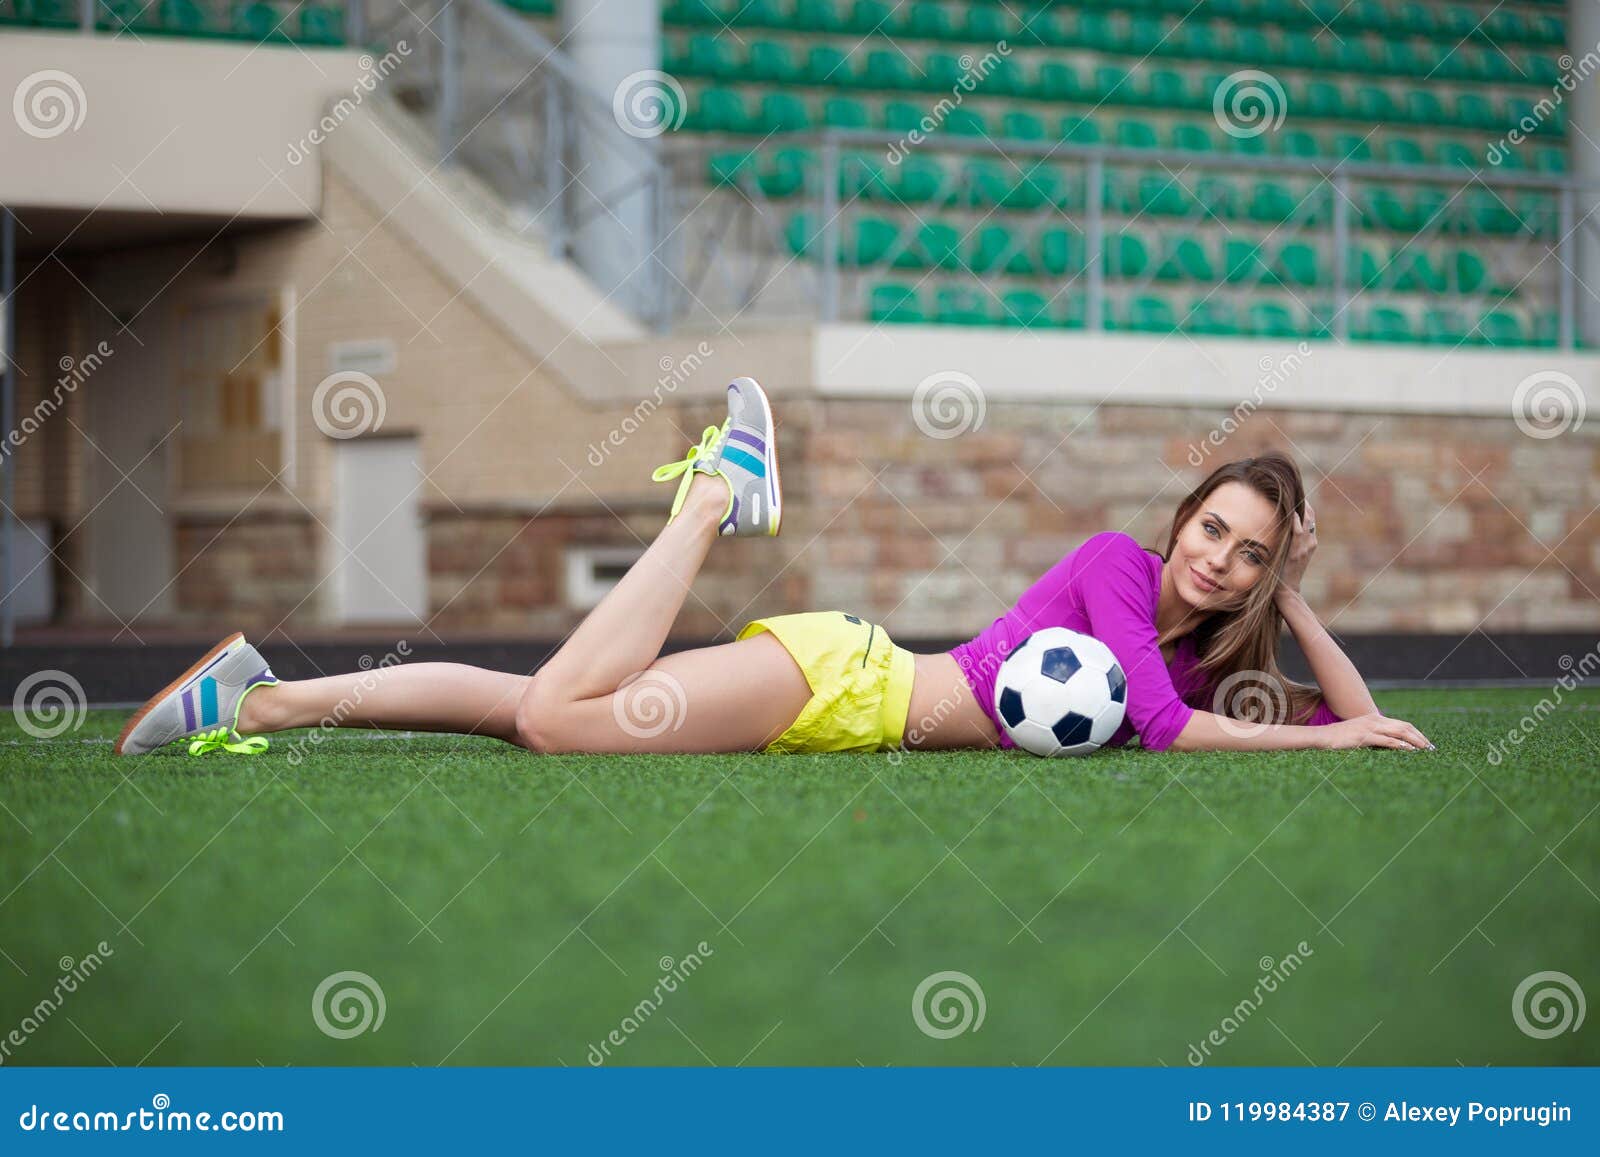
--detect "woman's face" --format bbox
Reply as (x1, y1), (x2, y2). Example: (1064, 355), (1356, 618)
(1172, 482), (1283, 609)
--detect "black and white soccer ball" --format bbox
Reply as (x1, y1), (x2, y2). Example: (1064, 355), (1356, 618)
(993, 627), (1127, 757)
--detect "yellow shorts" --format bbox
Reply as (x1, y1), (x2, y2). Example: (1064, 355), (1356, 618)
(737, 612), (916, 754)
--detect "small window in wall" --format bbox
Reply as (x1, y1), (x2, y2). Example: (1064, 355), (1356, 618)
(565, 546), (644, 610)
(176, 298), (284, 492)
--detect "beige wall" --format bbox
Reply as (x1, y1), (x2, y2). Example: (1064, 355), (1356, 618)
(0, 30), (364, 216)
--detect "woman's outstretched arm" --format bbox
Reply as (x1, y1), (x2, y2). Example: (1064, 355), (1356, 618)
(1277, 588), (1379, 720)
(1166, 707), (1433, 752)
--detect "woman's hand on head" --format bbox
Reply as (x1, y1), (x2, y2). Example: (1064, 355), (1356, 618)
(1278, 500), (1317, 598)
(1317, 711), (1434, 752)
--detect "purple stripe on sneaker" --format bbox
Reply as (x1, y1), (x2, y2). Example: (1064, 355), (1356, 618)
(726, 428), (766, 455)
(182, 688), (195, 732)
(189, 646), (235, 683)
(721, 496), (740, 532)
(245, 667), (275, 689)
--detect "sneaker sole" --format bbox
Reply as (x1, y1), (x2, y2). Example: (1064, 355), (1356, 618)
(112, 632), (244, 756)
(732, 376), (782, 536)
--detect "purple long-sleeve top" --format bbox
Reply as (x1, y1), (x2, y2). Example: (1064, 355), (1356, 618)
(950, 532), (1343, 752)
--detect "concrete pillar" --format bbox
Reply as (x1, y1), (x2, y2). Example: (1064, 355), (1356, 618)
(560, 0), (663, 315)
(1570, 0), (1600, 345)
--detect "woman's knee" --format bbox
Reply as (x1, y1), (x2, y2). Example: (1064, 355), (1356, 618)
(514, 674), (578, 754)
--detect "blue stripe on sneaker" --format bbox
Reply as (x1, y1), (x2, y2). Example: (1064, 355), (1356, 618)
(200, 677), (218, 728)
(727, 428), (766, 454)
(721, 445), (766, 478)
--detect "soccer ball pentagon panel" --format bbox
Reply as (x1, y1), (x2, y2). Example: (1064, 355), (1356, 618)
(993, 628), (1128, 757)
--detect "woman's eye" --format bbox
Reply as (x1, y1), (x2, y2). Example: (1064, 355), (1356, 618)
(1204, 523), (1218, 537)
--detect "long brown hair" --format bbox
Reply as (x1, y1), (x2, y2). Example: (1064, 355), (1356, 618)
(1152, 450), (1327, 726)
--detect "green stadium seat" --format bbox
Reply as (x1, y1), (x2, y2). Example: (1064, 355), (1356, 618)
(1248, 301), (1300, 338)
(1105, 232), (1151, 278)
(1391, 250), (1445, 293)
(868, 283), (924, 323)
(1305, 81), (1345, 119)
(1495, 147), (1529, 172)
(755, 91), (811, 132)
(1465, 188), (1520, 234)
(916, 221), (962, 268)
(1477, 310), (1526, 347)
(1282, 31), (1322, 70)
(1454, 93), (1497, 131)
(1146, 70), (1191, 109)
(1354, 85), (1395, 123)
(1435, 142), (1476, 168)
(1281, 130), (1322, 159)
(1185, 299), (1241, 336)
(892, 154), (947, 203)
(1232, 28), (1273, 65)
(1076, 11), (1120, 53)
(1452, 249), (1496, 295)
(671, 0), (728, 25)
(922, 52), (965, 91)
(805, 44), (853, 86)
(1170, 123), (1214, 153)
(1411, 187), (1449, 230)
(1225, 239), (1272, 283)
(1330, 134), (1373, 163)
(746, 41), (799, 83)
(232, 2), (286, 40)
(1422, 307), (1472, 344)
(298, 5), (343, 44)
(1172, 20), (1223, 59)
(1275, 242), (1321, 287)
(863, 49), (914, 90)
(822, 96), (870, 129)
(1384, 137), (1426, 166)
(905, 2), (952, 41)
(970, 225), (1035, 275)
(1001, 111), (1047, 142)
(737, 0), (787, 28)
(1360, 306), (1415, 342)
(1059, 294), (1088, 329)
(1404, 90), (1445, 125)
(689, 87), (748, 133)
(964, 4), (1012, 42)
(1247, 181), (1298, 223)
(1060, 116), (1102, 146)
(1520, 192), (1559, 236)
(1001, 290), (1054, 328)
(941, 107), (988, 136)
(847, 0), (900, 36)
(1158, 237), (1215, 280)
(759, 148), (811, 197)
(1364, 188), (1413, 231)
(1193, 177), (1239, 220)
(1116, 119), (1160, 150)
(850, 217), (900, 266)
(882, 101), (923, 134)
(1040, 228), (1086, 276)
(684, 34), (739, 79)
(935, 287), (991, 325)
(1037, 62), (1087, 103)
(1120, 294), (1179, 333)
(708, 150), (752, 187)
(1532, 313), (1561, 348)
(1133, 173), (1194, 216)
(1095, 65), (1134, 103)
(841, 152), (892, 199)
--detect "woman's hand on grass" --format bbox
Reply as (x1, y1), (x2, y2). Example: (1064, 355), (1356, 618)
(1320, 712), (1434, 752)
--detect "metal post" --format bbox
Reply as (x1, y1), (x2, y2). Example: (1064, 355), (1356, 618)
(1086, 155), (1104, 331)
(1332, 172), (1351, 342)
(820, 134), (840, 323)
(437, 0), (461, 161)
(2, 208), (15, 646)
(650, 162), (670, 331)
(544, 75), (566, 259)
(1560, 184), (1576, 350)
(80, 0), (94, 32)
(345, 0), (367, 46)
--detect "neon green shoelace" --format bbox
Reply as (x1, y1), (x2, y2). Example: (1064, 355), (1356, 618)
(186, 727), (270, 756)
(650, 422), (728, 520)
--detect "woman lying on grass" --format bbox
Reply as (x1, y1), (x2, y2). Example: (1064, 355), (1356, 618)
(115, 377), (1434, 759)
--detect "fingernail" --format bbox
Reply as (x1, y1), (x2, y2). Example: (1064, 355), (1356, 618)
(1426, 744), (1437, 751)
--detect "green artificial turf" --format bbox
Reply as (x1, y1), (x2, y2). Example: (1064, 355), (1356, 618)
(1, 687), (1597, 1067)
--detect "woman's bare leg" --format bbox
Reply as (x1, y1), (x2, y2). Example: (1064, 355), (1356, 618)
(515, 473), (811, 753)
(237, 663), (527, 744)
